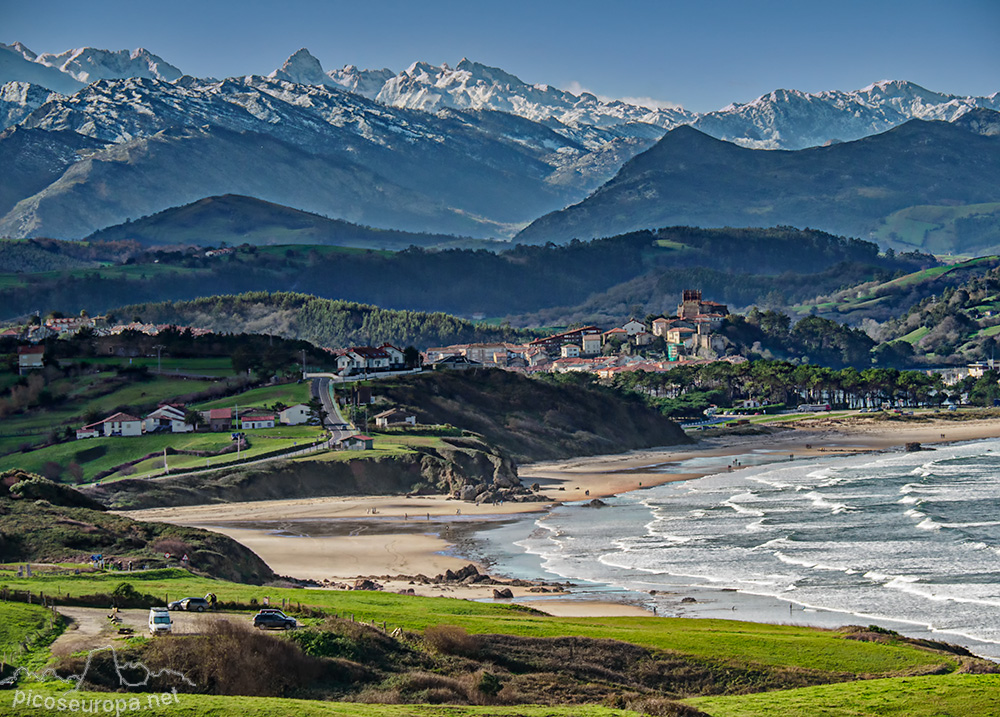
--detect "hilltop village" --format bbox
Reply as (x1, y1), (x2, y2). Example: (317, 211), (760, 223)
(425, 291), (734, 376)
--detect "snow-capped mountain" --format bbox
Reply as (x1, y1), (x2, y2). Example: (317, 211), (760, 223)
(0, 42), (997, 244)
(0, 43), (84, 95)
(691, 80), (1000, 149)
(0, 42), (181, 94)
(33, 46), (182, 84)
(0, 72), (648, 239)
(268, 48), (334, 87)
(327, 64), (395, 99)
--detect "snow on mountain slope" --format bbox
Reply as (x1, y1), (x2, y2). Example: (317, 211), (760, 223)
(0, 43), (83, 95)
(0, 81), (63, 128)
(33, 46), (182, 83)
(268, 48), (336, 87)
(327, 64), (395, 98)
(374, 58), (694, 132)
(692, 80), (1000, 149)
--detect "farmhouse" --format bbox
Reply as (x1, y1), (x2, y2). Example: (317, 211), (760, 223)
(374, 408), (417, 428)
(340, 434), (374, 451)
(77, 412), (143, 439)
(278, 403), (312, 425)
(17, 345), (44, 374)
(203, 408), (233, 432)
(240, 413), (276, 430)
(144, 404), (194, 433)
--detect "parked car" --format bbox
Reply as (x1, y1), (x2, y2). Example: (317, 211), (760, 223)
(252, 609), (296, 630)
(148, 607), (172, 635)
(167, 597), (210, 612)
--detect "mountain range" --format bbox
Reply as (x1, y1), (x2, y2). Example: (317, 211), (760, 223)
(0, 42), (997, 244)
(517, 112), (1000, 254)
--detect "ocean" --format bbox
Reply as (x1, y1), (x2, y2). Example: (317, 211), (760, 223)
(470, 440), (1000, 659)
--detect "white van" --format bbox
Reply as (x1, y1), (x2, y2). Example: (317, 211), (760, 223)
(149, 607), (172, 635)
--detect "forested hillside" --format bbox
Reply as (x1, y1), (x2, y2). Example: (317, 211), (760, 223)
(113, 292), (535, 348)
(0, 227), (932, 322)
(376, 369), (690, 462)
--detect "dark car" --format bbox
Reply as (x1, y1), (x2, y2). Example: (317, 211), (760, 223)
(252, 609), (296, 630)
(167, 597), (210, 612)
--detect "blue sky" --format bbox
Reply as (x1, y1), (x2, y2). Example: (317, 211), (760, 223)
(4, 0), (997, 113)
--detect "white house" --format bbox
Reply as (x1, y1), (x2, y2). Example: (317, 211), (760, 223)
(279, 404), (312, 425)
(581, 334), (602, 356)
(78, 412), (143, 438)
(651, 317), (672, 337)
(241, 414), (275, 430)
(622, 319), (647, 336)
(374, 408), (417, 428)
(17, 345), (45, 373)
(144, 405), (194, 433)
(560, 344), (581, 359)
(380, 343), (405, 368)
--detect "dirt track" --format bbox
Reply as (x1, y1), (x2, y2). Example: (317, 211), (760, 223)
(51, 606), (246, 656)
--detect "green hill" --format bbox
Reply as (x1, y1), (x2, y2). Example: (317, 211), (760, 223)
(111, 292), (536, 348)
(87, 194), (500, 251)
(516, 119), (1000, 252)
(0, 470), (274, 584)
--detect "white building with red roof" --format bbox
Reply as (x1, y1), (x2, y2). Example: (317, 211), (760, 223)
(76, 412), (143, 439)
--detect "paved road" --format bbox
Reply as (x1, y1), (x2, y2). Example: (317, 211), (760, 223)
(311, 377), (355, 442)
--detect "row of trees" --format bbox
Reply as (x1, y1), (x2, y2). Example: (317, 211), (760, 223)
(610, 360), (999, 418)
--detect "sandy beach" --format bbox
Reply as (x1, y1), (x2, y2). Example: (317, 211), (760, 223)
(124, 414), (1000, 616)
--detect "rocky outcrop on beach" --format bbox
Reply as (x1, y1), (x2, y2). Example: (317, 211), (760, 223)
(91, 435), (520, 510)
(359, 563), (570, 594)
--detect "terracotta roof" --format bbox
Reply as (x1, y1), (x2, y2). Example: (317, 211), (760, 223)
(349, 435), (373, 441)
(374, 408), (414, 419)
(102, 412), (141, 423)
(208, 408), (232, 420)
(17, 346), (44, 354)
(350, 346), (390, 359)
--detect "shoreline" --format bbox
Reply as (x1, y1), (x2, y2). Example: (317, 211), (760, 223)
(123, 415), (1000, 620)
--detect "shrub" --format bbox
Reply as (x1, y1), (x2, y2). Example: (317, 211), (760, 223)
(424, 624), (480, 657)
(144, 620), (322, 696)
(476, 670), (503, 696)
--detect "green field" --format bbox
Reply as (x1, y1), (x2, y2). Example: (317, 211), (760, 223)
(8, 687), (633, 717)
(898, 326), (930, 344)
(193, 382), (311, 410)
(0, 565), (982, 717)
(0, 602), (65, 670)
(873, 202), (1000, 255)
(0, 569), (954, 677)
(62, 357), (236, 378)
(0, 263), (200, 290)
(688, 673), (1000, 716)
(0, 377), (323, 481)
(0, 373), (217, 457)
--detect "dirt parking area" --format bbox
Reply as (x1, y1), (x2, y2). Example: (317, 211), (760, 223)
(51, 607), (247, 656)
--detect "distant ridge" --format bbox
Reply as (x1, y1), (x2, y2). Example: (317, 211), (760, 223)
(515, 115), (1000, 254)
(87, 194), (497, 251)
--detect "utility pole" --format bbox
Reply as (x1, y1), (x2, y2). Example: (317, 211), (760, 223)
(301, 349), (306, 379)
(153, 344), (165, 374)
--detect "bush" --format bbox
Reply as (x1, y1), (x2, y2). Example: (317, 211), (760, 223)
(144, 620), (322, 696)
(423, 624), (480, 657)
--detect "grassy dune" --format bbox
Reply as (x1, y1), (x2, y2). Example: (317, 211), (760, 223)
(688, 673), (1000, 716)
(0, 569), (955, 677)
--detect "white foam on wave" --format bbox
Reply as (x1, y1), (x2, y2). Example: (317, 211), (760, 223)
(774, 551), (854, 573)
(723, 493), (765, 517)
(803, 491), (855, 514)
(916, 517), (942, 531)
